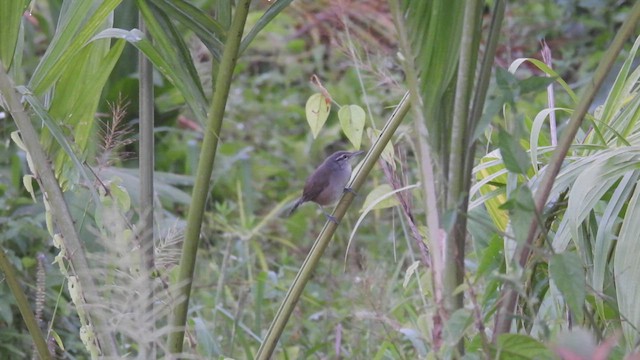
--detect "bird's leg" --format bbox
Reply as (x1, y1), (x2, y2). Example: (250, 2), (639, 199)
(316, 204), (339, 224)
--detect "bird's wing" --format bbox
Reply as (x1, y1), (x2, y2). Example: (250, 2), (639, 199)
(301, 166), (330, 203)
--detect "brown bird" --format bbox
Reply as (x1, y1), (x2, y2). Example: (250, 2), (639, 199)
(288, 150), (364, 223)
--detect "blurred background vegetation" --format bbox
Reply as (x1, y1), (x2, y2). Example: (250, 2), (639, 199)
(0, 0), (639, 358)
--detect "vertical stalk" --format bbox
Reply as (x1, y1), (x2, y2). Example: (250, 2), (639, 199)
(138, 17), (156, 358)
(389, 0), (445, 347)
(166, 0), (252, 354)
(444, 0), (481, 322)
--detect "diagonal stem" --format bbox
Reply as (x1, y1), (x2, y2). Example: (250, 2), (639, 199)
(0, 64), (118, 356)
(255, 92), (411, 359)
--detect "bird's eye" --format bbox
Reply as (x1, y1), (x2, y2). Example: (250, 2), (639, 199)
(338, 155), (348, 161)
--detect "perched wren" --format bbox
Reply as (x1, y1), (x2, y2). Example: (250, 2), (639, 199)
(288, 150), (364, 223)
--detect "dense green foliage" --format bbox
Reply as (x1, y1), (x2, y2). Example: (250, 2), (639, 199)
(0, 0), (639, 358)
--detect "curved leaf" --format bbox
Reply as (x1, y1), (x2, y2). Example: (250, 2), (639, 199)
(239, 0), (294, 54)
(136, 0), (208, 124)
(153, 0), (225, 60)
(29, 0), (123, 94)
(614, 178), (640, 346)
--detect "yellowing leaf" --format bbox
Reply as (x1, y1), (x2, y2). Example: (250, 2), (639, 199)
(10, 131), (26, 151)
(22, 175), (36, 202)
(403, 261), (421, 288)
(51, 330), (65, 351)
(338, 104), (365, 149)
(43, 195), (54, 236)
(305, 93), (331, 138)
(476, 153), (509, 232)
(361, 184), (401, 212)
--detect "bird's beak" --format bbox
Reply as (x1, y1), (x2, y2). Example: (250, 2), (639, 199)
(351, 150), (365, 157)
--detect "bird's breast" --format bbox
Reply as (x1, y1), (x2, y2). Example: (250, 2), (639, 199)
(313, 167), (352, 206)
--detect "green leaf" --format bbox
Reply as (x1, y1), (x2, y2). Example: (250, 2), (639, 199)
(29, 0), (123, 94)
(18, 88), (99, 203)
(550, 252), (585, 320)
(405, 0), (465, 153)
(305, 93), (331, 138)
(500, 185), (535, 243)
(361, 184), (401, 212)
(494, 334), (553, 359)
(0, 0), (27, 69)
(110, 180), (131, 212)
(153, 0), (225, 60)
(509, 58), (578, 104)
(519, 75), (556, 95)
(93, 27), (208, 125)
(51, 330), (65, 351)
(44, 38), (126, 188)
(338, 105), (366, 150)
(498, 128), (529, 174)
(495, 67), (518, 105)
(474, 94), (505, 141)
(443, 309), (472, 346)
(240, 0), (295, 54)
(136, 0), (208, 124)
(614, 178), (640, 345)
(367, 128), (395, 169)
(476, 235), (503, 277)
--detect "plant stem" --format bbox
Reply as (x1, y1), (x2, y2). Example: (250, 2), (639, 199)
(138, 17), (156, 358)
(390, 0), (446, 347)
(166, 0), (252, 353)
(255, 92), (411, 359)
(0, 248), (51, 360)
(444, 0), (481, 320)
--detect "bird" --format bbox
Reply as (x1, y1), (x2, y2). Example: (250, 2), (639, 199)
(288, 150), (364, 223)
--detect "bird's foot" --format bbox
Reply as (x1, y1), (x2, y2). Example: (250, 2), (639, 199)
(344, 187), (357, 196)
(324, 213), (339, 225)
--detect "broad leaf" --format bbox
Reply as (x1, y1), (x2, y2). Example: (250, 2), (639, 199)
(550, 252), (585, 320)
(498, 128), (530, 174)
(360, 184), (401, 212)
(494, 334), (553, 359)
(338, 104), (365, 150)
(305, 93), (331, 138)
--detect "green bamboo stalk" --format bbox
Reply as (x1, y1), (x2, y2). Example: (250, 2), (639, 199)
(493, 0), (640, 336)
(255, 92), (411, 359)
(138, 17), (156, 358)
(443, 0), (482, 321)
(0, 248), (51, 360)
(389, 0), (445, 343)
(166, 0), (252, 353)
(0, 64), (118, 357)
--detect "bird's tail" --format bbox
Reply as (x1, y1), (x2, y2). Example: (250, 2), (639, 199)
(287, 198), (304, 217)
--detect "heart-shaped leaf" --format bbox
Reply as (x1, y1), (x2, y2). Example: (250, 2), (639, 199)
(305, 93), (331, 138)
(338, 104), (365, 149)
